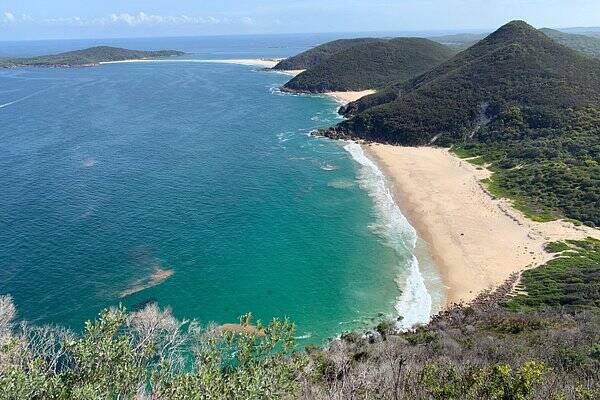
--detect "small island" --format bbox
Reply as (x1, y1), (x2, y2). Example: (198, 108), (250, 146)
(0, 46), (185, 68)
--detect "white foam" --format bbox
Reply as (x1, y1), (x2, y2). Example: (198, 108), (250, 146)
(395, 255), (433, 329)
(327, 179), (355, 189)
(320, 163), (338, 171)
(294, 333), (312, 340)
(0, 89), (46, 110)
(343, 142), (432, 330)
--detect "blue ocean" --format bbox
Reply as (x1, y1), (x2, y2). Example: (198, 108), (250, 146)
(0, 35), (441, 342)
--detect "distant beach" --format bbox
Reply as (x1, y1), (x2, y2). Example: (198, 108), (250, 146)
(326, 90), (376, 104)
(204, 59), (374, 104)
(365, 144), (600, 306)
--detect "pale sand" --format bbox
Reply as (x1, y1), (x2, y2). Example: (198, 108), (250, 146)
(203, 58), (282, 68)
(364, 144), (600, 307)
(325, 90), (376, 105)
(99, 59), (158, 65)
(100, 58), (291, 68)
(272, 69), (305, 77)
(201, 59), (305, 76)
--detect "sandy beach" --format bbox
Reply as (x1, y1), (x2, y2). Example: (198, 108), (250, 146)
(202, 58), (306, 76)
(208, 60), (374, 101)
(203, 58), (282, 68)
(325, 90), (376, 105)
(99, 59), (166, 65)
(365, 144), (600, 306)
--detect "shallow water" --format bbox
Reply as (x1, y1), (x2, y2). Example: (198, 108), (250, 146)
(0, 38), (438, 342)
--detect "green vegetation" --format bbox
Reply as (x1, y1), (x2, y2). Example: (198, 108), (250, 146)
(506, 238), (600, 312)
(272, 38), (380, 70)
(540, 28), (600, 58)
(283, 38), (456, 93)
(323, 20), (600, 226)
(429, 32), (486, 49)
(303, 265), (600, 399)
(430, 29), (600, 58)
(0, 302), (304, 399)
(0, 46), (184, 67)
(277, 28), (600, 76)
(3, 237), (600, 398)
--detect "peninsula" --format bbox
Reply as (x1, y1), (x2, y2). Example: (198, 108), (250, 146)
(0, 46), (185, 68)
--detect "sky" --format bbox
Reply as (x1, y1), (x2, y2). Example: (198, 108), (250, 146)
(1, 0), (600, 41)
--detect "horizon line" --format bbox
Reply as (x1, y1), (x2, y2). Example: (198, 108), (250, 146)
(3, 23), (600, 44)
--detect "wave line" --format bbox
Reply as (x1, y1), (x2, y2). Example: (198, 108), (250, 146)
(0, 89), (46, 109)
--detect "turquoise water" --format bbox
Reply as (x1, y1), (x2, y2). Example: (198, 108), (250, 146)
(0, 42), (435, 342)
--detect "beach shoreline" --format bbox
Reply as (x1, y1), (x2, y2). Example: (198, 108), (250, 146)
(217, 59), (376, 104)
(363, 144), (600, 307)
(324, 90), (376, 105)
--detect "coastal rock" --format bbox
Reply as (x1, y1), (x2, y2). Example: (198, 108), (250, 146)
(366, 331), (383, 344)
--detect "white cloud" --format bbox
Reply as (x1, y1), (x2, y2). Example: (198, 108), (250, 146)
(42, 12), (233, 27)
(109, 12), (223, 26)
(2, 11), (33, 24)
(3, 10), (257, 28)
(241, 16), (255, 25)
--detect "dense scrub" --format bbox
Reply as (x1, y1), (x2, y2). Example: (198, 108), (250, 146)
(0, 46), (184, 67)
(301, 283), (600, 399)
(299, 238), (600, 399)
(0, 302), (304, 399)
(430, 29), (600, 58)
(2, 239), (600, 398)
(540, 29), (600, 58)
(283, 38), (455, 92)
(322, 20), (600, 226)
(272, 39), (380, 71)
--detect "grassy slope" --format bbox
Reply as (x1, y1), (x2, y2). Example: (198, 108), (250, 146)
(282, 38), (456, 92)
(0, 46), (185, 67)
(506, 238), (600, 311)
(324, 21), (600, 226)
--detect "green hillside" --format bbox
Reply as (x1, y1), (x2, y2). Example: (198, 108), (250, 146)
(429, 32), (486, 49)
(0, 46), (185, 67)
(282, 38), (456, 93)
(272, 38), (380, 70)
(540, 28), (600, 58)
(429, 29), (600, 58)
(323, 21), (600, 226)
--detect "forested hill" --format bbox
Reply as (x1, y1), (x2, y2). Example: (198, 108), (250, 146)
(272, 38), (380, 70)
(430, 29), (600, 58)
(322, 20), (600, 226)
(540, 28), (600, 58)
(0, 46), (185, 67)
(282, 38), (456, 93)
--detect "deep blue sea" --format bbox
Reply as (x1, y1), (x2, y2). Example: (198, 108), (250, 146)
(0, 35), (442, 342)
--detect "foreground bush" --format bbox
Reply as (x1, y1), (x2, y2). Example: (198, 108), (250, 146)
(2, 238), (600, 399)
(0, 298), (304, 399)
